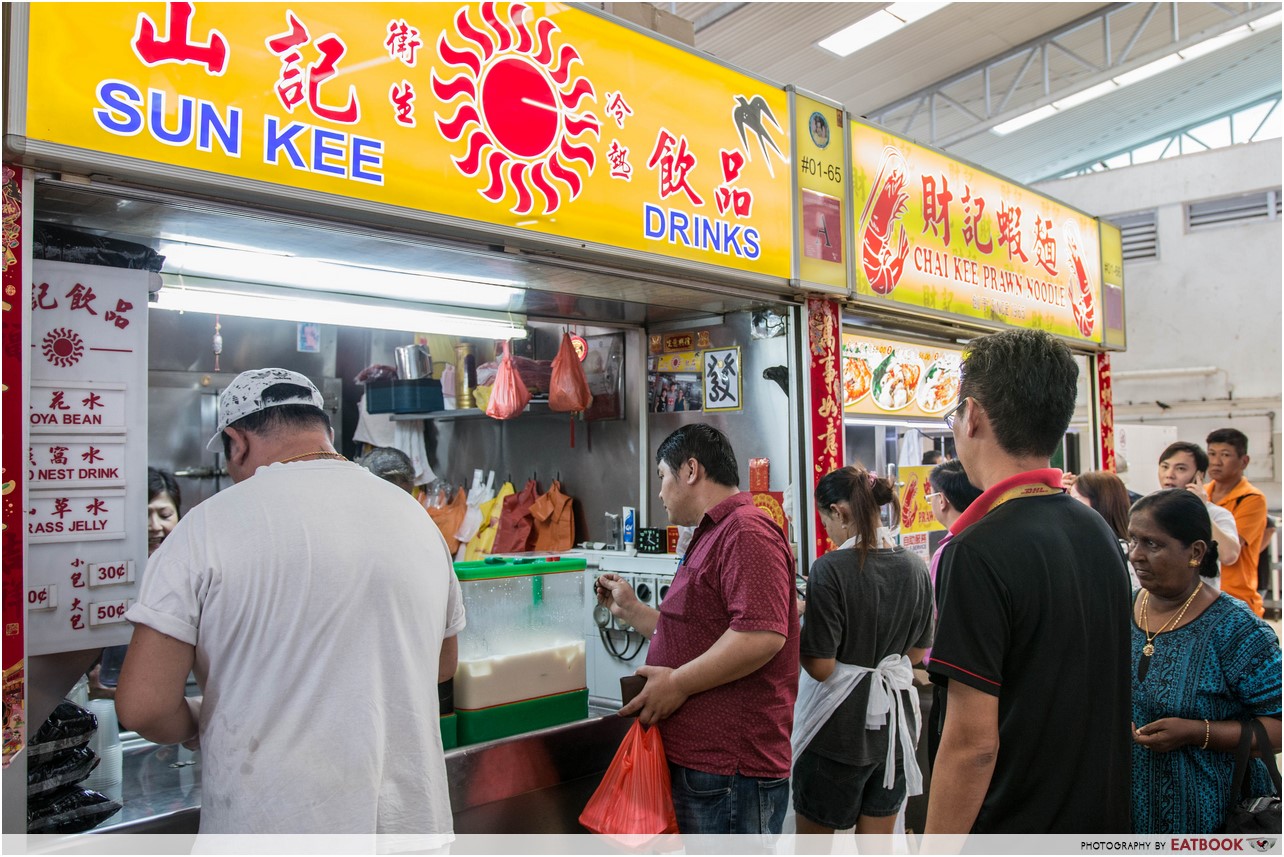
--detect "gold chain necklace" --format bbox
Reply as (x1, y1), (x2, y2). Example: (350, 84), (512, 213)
(278, 450), (348, 464)
(1140, 582), (1202, 657)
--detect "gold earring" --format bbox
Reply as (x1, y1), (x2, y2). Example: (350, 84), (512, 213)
(1188, 559), (1200, 567)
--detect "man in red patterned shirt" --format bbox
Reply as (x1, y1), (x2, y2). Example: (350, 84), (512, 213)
(597, 424), (800, 834)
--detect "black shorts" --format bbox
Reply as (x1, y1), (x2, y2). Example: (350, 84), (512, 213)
(791, 747), (907, 830)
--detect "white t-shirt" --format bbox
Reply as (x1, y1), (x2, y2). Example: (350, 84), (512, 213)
(127, 459), (465, 836)
(1206, 500), (1238, 592)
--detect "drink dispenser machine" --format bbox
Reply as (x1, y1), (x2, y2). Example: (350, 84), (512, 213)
(451, 557), (588, 745)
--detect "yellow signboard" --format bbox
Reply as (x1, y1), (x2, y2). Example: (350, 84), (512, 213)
(793, 92), (846, 292)
(897, 465), (943, 535)
(841, 332), (962, 420)
(1099, 221), (1126, 351)
(851, 120), (1103, 346)
(23, 3), (791, 278)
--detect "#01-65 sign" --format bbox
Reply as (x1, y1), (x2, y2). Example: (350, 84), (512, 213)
(22, 2), (792, 279)
(851, 120), (1103, 346)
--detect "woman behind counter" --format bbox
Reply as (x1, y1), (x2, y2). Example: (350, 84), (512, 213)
(1129, 489), (1281, 833)
(92, 468), (183, 696)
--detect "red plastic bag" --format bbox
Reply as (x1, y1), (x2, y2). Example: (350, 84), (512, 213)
(579, 720), (679, 837)
(549, 332), (593, 413)
(486, 341), (531, 420)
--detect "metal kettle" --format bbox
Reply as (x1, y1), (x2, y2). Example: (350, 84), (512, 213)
(394, 344), (432, 380)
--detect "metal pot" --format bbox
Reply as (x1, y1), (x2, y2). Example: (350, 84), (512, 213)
(394, 344), (432, 380)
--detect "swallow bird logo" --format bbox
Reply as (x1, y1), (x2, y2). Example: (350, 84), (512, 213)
(731, 94), (785, 177)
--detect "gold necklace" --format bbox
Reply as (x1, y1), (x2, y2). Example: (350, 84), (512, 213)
(278, 450), (347, 464)
(1139, 582), (1202, 657)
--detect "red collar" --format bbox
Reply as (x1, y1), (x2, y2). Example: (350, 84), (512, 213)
(949, 468), (1065, 536)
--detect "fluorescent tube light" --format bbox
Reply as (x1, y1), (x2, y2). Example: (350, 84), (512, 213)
(1052, 80), (1120, 111)
(818, 3), (950, 57)
(158, 243), (521, 309)
(1112, 54), (1182, 87)
(993, 104), (1059, 135)
(153, 278), (527, 340)
(843, 416), (952, 429)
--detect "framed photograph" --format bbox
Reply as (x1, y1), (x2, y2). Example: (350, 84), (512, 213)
(702, 347), (742, 412)
(648, 370), (702, 413)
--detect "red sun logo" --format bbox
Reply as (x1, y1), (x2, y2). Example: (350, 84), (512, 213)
(41, 328), (84, 368)
(433, 2), (601, 215)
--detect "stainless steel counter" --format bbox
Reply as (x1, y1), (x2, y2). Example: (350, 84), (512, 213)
(94, 706), (629, 835)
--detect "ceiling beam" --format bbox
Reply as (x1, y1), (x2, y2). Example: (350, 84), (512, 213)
(866, 2), (1278, 149)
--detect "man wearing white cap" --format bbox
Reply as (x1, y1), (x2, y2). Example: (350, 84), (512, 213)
(117, 369), (464, 839)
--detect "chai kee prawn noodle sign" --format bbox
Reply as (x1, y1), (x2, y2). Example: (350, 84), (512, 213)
(851, 120), (1104, 346)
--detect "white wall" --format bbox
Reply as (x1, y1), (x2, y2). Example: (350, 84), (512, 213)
(1039, 140), (1282, 508)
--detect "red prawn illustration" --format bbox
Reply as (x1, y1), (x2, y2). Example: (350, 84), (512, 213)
(1069, 240), (1095, 338)
(901, 473), (919, 529)
(862, 169), (911, 294)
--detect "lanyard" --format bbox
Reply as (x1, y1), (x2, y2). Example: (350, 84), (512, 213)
(985, 482), (1063, 514)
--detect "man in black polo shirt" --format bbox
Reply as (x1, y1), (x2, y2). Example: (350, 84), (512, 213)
(925, 329), (1131, 834)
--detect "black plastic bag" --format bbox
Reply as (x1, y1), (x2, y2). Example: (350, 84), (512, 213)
(28, 700), (97, 760)
(27, 746), (99, 797)
(34, 222), (165, 271)
(27, 785), (122, 833)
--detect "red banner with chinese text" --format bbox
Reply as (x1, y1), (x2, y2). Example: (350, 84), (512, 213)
(1096, 352), (1116, 472)
(2, 164), (26, 767)
(807, 296), (842, 559)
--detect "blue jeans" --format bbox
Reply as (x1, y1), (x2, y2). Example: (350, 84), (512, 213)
(668, 763), (790, 834)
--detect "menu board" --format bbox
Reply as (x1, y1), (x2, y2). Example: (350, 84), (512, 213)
(26, 262), (149, 656)
(841, 332), (962, 420)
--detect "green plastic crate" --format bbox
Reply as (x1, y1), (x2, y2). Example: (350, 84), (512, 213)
(440, 713), (458, 751)
(456, 688), (588, 745)
(453, 556), (587, 580)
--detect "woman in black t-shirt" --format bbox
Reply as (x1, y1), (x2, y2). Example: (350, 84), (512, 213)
(792, 466), (934, 836)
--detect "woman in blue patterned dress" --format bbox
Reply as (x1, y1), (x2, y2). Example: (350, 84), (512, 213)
(1129, 489), (1281, 833)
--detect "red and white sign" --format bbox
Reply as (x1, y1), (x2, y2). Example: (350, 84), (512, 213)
(88, 560), (135, 588)
(27, 585), (57, 611)
(28, 436), (127, 487)
(28, 382), (127, 434)
(88, 599), (132, 627)
(27, 262), (149, 656)
(28, 489), (127, 543)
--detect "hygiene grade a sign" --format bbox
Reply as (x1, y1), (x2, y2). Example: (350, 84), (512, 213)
(21, 2), (792, 279)
(850, 119), (1104, 347)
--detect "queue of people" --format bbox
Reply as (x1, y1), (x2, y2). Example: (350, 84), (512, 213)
(100, 336), (1277, 839)
(598, 329), (1279, 838)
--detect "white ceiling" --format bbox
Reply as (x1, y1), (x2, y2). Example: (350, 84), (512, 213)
(662, 1), (1283, 182)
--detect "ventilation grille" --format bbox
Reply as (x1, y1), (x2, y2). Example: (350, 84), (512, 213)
(1187, 189), (1281, 230)
(1110, 210), (1158, 261)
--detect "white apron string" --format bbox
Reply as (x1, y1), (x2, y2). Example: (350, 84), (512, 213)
(791, 654), (923, 797)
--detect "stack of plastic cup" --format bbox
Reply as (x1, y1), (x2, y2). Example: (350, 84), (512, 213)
(82, 698), (123, 825)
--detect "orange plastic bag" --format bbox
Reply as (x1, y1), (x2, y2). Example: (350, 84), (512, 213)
(485, 341), (531, 420)
(579, 720), (679, 837)
(549, 332), (593, 413)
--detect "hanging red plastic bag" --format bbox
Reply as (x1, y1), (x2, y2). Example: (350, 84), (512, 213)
(486, 341), (531, 420)
(579, 720), (679, 838)
(549, 332), (593, 413)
